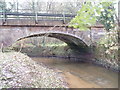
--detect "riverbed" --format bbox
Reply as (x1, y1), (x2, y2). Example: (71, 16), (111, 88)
(32, 57), (118, 88)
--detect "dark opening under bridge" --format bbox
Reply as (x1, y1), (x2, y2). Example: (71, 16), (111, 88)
(0, 12), (105, 52)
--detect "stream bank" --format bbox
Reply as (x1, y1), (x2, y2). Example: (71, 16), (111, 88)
(5, 36), (119, 72)
(0, 52), (67, 88)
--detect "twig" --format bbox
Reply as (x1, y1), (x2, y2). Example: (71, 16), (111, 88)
(18, 43), (23, 52)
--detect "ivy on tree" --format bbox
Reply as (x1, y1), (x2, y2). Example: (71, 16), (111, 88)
(69, 2), (116, 32)
(98, 2), (115, 31)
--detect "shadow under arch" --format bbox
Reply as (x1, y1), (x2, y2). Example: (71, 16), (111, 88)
(17, 32), (90, 53)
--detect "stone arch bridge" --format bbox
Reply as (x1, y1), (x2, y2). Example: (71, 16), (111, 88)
(0, 22), (105, 52)
(0, 12), (105, 52)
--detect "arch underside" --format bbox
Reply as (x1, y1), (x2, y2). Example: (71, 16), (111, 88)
(18, 33), (89, 53)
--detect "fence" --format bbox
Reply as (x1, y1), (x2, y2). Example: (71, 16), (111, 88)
(0, 1), (77, 24)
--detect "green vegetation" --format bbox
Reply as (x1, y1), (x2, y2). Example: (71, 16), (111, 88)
(69, 2), (97, 30)
(12, 41), (72, 58)
(69, 1), (119, 70)
(95, 28), (119, 70)
(69, 1), (117, 31)
(98, 2), (116, 31)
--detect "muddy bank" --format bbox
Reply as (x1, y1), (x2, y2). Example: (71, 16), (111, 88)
(0, 52), (67, 88)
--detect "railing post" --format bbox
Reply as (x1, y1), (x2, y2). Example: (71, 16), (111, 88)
(63, 12), (65, 24)
(35, 12), (38, 24)
(2, 0), (6, 25)
(32, 1), (35, 23)
(17, 0), (18, 13)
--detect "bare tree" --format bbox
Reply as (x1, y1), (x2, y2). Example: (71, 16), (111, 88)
(18, 0), (82, 14)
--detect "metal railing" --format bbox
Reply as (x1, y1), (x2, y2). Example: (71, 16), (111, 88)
(0, 10), (76, 24)
(0, 1), (78, 24)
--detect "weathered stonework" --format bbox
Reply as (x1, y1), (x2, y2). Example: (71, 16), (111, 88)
(0, 20), (105, 52)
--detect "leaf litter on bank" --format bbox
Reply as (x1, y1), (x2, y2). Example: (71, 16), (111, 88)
(0, 52), (68, 88)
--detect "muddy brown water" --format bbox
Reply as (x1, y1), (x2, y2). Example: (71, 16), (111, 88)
(31, 57), (118, 88)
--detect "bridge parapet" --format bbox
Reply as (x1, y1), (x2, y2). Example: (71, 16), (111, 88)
(0, 19), (66, 26)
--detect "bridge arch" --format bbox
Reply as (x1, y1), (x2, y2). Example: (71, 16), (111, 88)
(16, 32), (89, 53)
